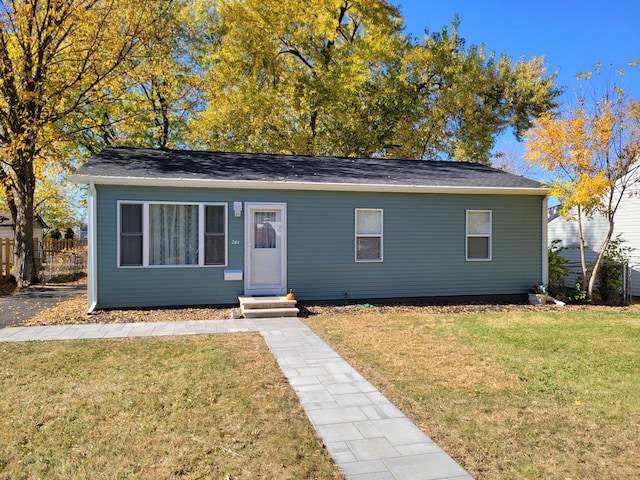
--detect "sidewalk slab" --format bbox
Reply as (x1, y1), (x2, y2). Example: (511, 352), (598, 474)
(0, 317), (474, 480)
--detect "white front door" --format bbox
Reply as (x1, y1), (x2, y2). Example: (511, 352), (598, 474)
(244, 203), (287, 296)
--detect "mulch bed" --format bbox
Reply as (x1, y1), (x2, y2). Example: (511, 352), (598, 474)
(16, 293), (629, 328)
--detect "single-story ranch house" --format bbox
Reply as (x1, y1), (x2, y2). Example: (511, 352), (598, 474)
(70, 147), (549, 312)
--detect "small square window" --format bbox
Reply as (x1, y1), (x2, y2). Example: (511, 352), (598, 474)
(355, 209), (383, 262)
(466, 210), (491, 261)
(356, 237), (381, 261)
(467, 236), (489, 259)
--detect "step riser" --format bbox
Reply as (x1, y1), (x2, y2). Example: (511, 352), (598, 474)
(242, 302), (296, 309)
(242, 308), (299, 318)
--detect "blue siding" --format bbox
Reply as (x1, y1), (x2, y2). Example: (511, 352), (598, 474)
(94, 185), (544, 308)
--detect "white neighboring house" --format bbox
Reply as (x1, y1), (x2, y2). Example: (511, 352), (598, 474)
(0, 211), (48, 241)
(0, 212), (48, 274)
(547, 179), (640, 297)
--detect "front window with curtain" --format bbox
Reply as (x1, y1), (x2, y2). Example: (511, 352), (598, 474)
(149, 204), (199, 265)
(119, 202), (227, 267)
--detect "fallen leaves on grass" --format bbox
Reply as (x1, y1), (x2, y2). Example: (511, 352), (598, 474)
(18, 295), (234, 326)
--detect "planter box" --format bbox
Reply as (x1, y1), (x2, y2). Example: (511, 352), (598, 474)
(528, 293), (547, 305)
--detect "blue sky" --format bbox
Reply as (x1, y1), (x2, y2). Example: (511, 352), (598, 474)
(393, 1), (639, 180)
(394, 1), (639, 99)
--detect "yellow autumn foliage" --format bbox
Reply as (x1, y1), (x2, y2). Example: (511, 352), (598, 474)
(190, 2), (559, 162)
(524, 77), (640, 298)
(0, 0), (163, 283)
(524, 103), (617, 216)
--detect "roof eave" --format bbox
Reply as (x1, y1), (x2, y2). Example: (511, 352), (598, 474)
(68, 174), (548, 196)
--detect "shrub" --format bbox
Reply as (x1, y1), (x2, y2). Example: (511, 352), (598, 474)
(48, 228), (61, 240)
(596, 235), (632, 304)
(568, 281), (588, 304)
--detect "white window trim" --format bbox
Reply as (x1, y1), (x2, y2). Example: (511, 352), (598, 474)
(355, 208), (384, 263)
(466, 209), (492, 261)
(117, 201), (228, 268)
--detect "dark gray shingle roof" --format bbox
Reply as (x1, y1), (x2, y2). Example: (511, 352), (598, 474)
(72, 147), (543, 191)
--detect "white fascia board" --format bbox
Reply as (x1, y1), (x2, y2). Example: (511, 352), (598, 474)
(68, 174), (548, 196)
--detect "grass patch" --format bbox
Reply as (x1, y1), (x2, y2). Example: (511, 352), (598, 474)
(0, 335), (342, 479)
(305, 306), (640, 479)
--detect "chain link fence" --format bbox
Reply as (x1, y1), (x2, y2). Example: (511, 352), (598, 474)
(38, 239), (88, 283)
(561, 259), (635, 305)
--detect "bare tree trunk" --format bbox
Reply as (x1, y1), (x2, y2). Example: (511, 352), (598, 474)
(576, 205), (589, 292)
(13, 199), (37, 286)
(587, 217), (615, 299)
(12, 156), (38, 287)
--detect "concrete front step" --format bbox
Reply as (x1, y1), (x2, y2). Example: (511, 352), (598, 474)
(238, 295), (297, 309)
(238, 296), (299, 318)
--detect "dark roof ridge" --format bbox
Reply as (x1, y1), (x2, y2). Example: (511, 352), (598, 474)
(71, 146), (544, 192)
(101, 145), (494, 168)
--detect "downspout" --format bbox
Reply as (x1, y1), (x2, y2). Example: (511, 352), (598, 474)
(87, 181), (98, 313)
(542, 194), (549, 286)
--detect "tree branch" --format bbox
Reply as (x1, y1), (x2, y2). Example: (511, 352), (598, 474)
(278, 46), (313, 70)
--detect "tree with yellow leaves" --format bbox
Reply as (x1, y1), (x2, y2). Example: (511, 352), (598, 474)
(191, 0), (411, 157)
(191, 2), (560, 162)
(525, 76), (640, 299)
(68, 0), (219, 153)
(0, 0), (161, 286)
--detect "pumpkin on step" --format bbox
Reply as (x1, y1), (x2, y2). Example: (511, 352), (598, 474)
(286, 289), (295, 300)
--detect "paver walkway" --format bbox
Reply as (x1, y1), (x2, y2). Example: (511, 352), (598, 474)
(0, 317), (474, 480)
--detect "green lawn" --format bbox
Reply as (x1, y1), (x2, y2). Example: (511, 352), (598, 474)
(0, 335), (342, 480)
(305, 306), (640, 479)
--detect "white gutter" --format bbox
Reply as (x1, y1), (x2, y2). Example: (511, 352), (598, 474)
(87, 181), (98, 314)
(69, 174), (548, 196)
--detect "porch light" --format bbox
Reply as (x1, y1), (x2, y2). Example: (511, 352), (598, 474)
(233, 202), (242, 217)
